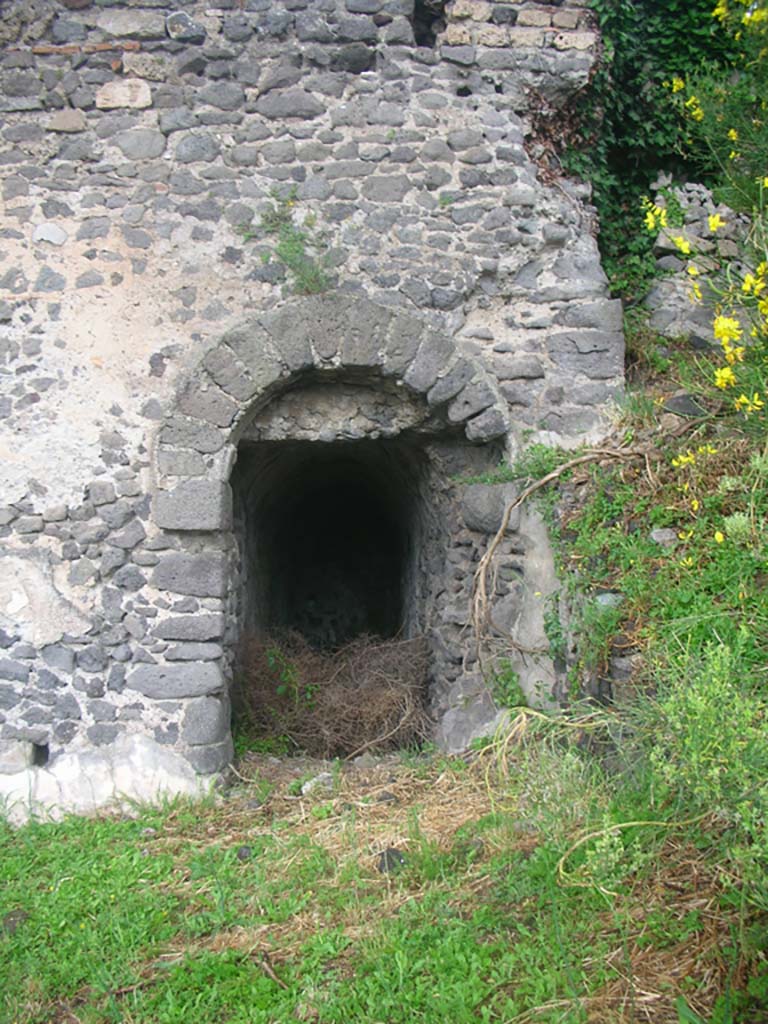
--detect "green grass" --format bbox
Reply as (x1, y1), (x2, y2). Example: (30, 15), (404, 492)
(3, 719), (766, 1024)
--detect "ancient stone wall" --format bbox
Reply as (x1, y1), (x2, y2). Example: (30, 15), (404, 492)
(0, 0), (624, 819)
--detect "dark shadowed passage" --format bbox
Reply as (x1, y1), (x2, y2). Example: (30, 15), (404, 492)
(232, 440), (431, 649)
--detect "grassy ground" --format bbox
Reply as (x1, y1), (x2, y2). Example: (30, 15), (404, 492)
(1, 729), (765, 1024)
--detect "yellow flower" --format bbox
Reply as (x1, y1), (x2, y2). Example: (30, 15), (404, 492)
(713, 0), (728, 22)
(696, 444), (717, 455)
(728, 150), (740, 160)
(727, 128), (739, 141)
(687, 264), (699, 276)
(714, 366), (737, 388)
(713, 314), (743, 344)
(715, 531), (725, 544)
(708, 213), (725, 232)
(762, 176), (768, 188)
(672, 450), (696, 468)
(734, 393), (766, 414)
(691, 498), (700, 512)
(689, 281), (703, 303)
(672, 76), (685, 93)
(685, 95), (705, 121)
(642, 201), (668, 232)
(672, 235), (692, 255)
(724, 345), (745, 365)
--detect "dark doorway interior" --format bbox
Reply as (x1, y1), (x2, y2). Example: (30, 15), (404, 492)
(232, 440), (429, 649)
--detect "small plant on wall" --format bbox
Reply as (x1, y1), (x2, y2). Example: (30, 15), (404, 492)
(243, 187), (331, 295)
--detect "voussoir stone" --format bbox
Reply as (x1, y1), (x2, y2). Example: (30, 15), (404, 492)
(126, 662), (224, 699)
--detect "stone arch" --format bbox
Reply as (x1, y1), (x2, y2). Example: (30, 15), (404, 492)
(139, 295), (511, 771)
(153, 294), (508, 531)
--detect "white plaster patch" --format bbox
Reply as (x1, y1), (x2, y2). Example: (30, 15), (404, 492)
(0, 553), (91, 645)
(0, 735), (214, 826)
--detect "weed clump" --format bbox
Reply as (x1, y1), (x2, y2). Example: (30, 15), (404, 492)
(234, 632), (429, 758)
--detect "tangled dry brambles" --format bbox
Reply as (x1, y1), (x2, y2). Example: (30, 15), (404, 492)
(235, 632), (430, 758)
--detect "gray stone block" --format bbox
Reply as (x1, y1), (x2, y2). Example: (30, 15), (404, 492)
(176, 133), (220, 163)
(95, 10), (166, 39)
(0, 659), (30, 682)
(181, 695), (229, 745)
(159, 416), (225, 455)
(87, 723), (120, 745)
(108, 518), (147, 550)
(42, 644), (75, 674)
(127, 661), (224, 699)
(547, 330), (624, 379)
(198, 82), (244, 111)
(447, 379), (496, 424)
(221, 321), (289, 384)
(152, 614), (225, 642)
(166, 643), (223, 661)
(0, 685), (19, 710)
(183, 737), (234, 773)
(88, 480), (116, 506)
(382, 312), (424, 376)
(202, 346), (259, 403)
(426, 359), (474, 406)
(256, 90), (325, 120)
(403, 331), (454, 392)
(114, 129), (166, 161)
(361, 175), (411, 202)
(339, 298), (391, 365)
(461, 484), (521, 534)
(151, 553), (228, 597)
(154, 481), (232, 532)
(558, 299), (623, 331)
(165, 12), (207, 43)
(465, 406), (509, 442)
(77, 645), (110, 673)
(494, 356), (545, 380)
(157, 449), (207, 478)
(15, 516), (44, 534)
(53, 692), (80, 716)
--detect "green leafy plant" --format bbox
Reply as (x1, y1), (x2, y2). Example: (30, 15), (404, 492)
(562, 0), (734, 298)
(489, 658), (527, 709)
(247, 188), (331, 295)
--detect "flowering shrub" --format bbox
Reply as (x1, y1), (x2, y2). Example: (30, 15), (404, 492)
(670, 0), (768, 211)
(644, 179), (768, 429)
(563, 0), (732, 298)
